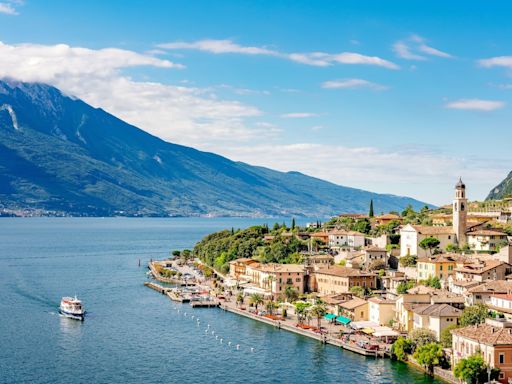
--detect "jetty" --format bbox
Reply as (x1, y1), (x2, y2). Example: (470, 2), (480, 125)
(143, 281), (171, 294)
(191, 300), (219, 308)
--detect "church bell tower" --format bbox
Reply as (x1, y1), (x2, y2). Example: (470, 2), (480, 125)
(453, 177), (467, 247)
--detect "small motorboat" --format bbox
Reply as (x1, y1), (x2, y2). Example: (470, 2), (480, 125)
(59, 296), (85, 320)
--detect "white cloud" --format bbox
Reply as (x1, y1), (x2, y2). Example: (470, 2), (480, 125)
(321, 78), (387, 90)
(161, 39), (278, 56)
(159, 39), (399, 69)
(393, 42), (426, 61)
(393, 35), (452, 60)
(479, 56), (512, 69)
(213, 143), (507, 205)
(280, 112), (318, 118)
(0, 2), (17, 15)
(445, 99), (505, 111)
(0, 40), (268, 144)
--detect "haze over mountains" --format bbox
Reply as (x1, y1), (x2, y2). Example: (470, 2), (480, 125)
(0, 79), (429, 217)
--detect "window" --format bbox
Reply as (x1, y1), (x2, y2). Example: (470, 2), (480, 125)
(440, 266), (443, 271)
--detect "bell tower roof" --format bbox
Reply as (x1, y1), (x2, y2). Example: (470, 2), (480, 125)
(455, 177), (465, 189)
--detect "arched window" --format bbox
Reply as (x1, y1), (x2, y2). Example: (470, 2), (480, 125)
(461, 203), (465, 211)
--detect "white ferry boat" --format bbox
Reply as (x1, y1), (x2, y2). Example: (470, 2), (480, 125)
(59, 296), (85, 320)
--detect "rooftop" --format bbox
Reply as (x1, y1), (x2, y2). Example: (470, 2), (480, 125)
(411, 303), (462, 317)
(452, 321), (512, 346)
(417, 253), (468, 264)
(406, 224), (454, 235)
(314, 265), (377, 278)
(467, 280), (512, 294)
(339, 297), (368, 310)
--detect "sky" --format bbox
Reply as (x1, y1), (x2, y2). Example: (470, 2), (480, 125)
(1, 0), (511, 206)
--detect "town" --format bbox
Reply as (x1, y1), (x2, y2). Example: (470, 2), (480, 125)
(147, 179), (512, 384)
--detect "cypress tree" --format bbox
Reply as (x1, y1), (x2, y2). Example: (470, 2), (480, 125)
(369, 199), (374, 218)
(291, 217), (296, 229)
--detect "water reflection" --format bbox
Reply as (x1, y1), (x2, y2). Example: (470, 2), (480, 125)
(59, 315), (83, 351)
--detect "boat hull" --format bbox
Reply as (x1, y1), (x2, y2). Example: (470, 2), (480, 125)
(59, 308), (85, 321)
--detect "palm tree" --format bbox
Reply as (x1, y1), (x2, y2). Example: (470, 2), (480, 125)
(249, 293), (264, 312)
(266, 300), (277, 315)
(310, 304), (327, 330)
(236, 292), (244, 307)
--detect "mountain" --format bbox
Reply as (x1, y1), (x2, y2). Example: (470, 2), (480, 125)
(0, 79), (430, 217)
(487, 171), (512, 200)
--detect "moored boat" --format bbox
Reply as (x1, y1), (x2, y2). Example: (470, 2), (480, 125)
(59, 296), (85, 320)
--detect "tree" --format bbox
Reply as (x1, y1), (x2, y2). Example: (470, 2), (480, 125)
(249, 293), (264, 312)
(369, 199), (374, 218)
(391, 337), (413, 361)
(413, 342), (444, 376)
(353, 218), (371, 234)
(400, 255), (418, 267)
(440, 324), (458, 348)
(419, 237), (441, 256)
(266, 300), (277, 315)
(454, 354), (487, 384)
(172, 250), (181, 257)
(369, 260), (386, 271)
(460, 304), (488, 326)
(236, 292), (244, 307)
(294, 302), (311, 324)
(378, 269), (386, 278)
(273, 222), (280, 231)
(396, 280), (415, 294)
(291, 217), (296, 230)
(409, 328), (437, 349)
(350, 286), (366, 298)
(310, 304), (327, 329)
(284, 286), (299, 303)
(424, 276), (441, 289)
(445, 243), (460, 253)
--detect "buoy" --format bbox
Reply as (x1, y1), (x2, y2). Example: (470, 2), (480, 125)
(215, 335), (218, 340)
(205, 330), (208, 333)
(220, 338), (223, 343)
(212, 331), (215, 335)
(228, 342), (232, 346)
(251, 348), (254, 352)
(236, 344), (240, 350)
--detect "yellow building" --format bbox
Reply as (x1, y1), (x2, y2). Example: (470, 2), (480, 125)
(417, 253), (467, 282)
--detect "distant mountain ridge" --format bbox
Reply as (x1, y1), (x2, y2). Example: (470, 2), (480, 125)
(487, 171), (512, 200)
(0, 79), (430, 217)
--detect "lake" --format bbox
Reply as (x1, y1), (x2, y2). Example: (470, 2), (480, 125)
(0, 218), (440, 383)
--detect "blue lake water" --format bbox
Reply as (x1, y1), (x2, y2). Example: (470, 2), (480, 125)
(0, 218), (440, 383)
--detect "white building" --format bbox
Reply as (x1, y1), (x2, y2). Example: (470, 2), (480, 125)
(328, 230), (365, 249)
(400, 224), (456, 257)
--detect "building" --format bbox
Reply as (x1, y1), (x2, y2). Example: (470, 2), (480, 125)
(455, 260), (512, 283)
(312, 265), (377, 295)
(305, 254), (334, 266)
(310, 231), (329, 245)
(411, 303), (461, 340)
(489, 295), (512, 319)
(338, 297), (369, 321)
(345, 247), (388, 270)
(368, 297), (396, 326)
(453, 178), (468, 247)
(452, 318), (512, 383)
(395, 286), (465, 332)
(400, 224), (456, 257)
(244, 263), (306, 298)
(374, 213), (402, 226)
(467, 229), (509, 252)
(463, 280), (512, 306)
(416, 253), (467, 282)
(328, 230), (366, 249)
(228, 258), (259, 279)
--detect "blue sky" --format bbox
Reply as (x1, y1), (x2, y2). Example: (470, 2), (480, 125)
(1, 1), (511, 206)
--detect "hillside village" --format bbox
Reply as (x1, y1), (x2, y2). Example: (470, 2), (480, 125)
(191, 178), (512, 383)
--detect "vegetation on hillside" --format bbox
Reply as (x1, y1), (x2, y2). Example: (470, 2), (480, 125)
(193, 224), (308, 273)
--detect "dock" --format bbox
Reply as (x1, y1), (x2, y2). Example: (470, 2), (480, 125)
(166, 291), (190, 303)
(144, 281), (172, 294)
(191, 300), (219, 308)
